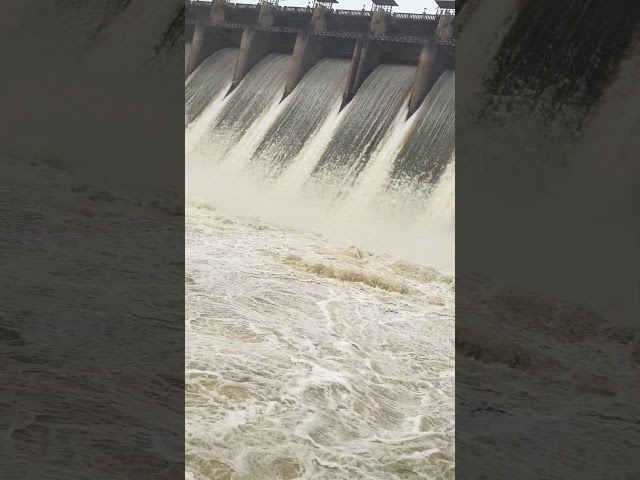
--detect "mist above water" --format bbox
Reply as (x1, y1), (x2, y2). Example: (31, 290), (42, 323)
(187, 162), (454, 272)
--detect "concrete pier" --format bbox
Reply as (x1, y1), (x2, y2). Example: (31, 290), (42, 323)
(284, 33), (325, 99)
(405, 12), (454, 115)
(185, 0), (229, 79)
(186, 23), (227, 79)
(341, 11), (390, 107)
(311, 6), (332, 32)
(370, 9), (391, 36)
(230, 4), (285, 92)
(283, 6), (337, 99)
(185, 1), (455, 108)
(436, 12), (455, 43)
(341, 37), (365, 109)
(230, 28), (273, 91)
(407, 44), (446, 117)
(342, 38), (385, 107)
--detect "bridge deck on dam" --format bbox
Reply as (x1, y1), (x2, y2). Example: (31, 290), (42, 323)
(185, 0), (455, 48)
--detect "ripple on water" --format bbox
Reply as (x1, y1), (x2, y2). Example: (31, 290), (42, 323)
(186, 206), (454, 479)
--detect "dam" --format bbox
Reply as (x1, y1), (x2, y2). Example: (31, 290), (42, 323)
(185, 2), (456, 479)
(186, 0), (455, 113)
(186, 0), (456, 209)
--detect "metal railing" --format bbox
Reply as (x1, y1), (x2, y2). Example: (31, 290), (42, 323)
(256, 24), (300, 33)
(281, 6), (311, 13)
(315, 30), (362, 39)
(393, 12), (437, 20)
(187, 18), (455, 45)
(187, 1), (441, 20)
(371, 34), (428, 44)
(335, 9), (371, 16)
(436, 7), (455, 16)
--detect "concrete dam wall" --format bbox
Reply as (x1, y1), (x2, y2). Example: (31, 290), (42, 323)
(185, 0), (455, 117)
(185, 3), (456, 220)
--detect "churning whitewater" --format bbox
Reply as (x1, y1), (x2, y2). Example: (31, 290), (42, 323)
(186, 49), (455, 480)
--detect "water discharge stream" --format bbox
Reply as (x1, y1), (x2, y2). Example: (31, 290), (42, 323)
(310, 65), (415, 198)
(185, 48), (238, 126)
(251, 58), (350, 178)
(210, 54), (290, 161)
(390, 71), (455, 195)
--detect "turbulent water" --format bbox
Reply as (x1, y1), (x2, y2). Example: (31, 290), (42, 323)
(186, 48), (455, 479)
(186, 203), (454, 480)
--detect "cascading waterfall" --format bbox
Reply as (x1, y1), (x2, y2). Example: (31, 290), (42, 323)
(389, 71), (455, 194)
(184, 53), (456, 220)
(309, 64), (415, 195)
(185, 48), (238, 126)
(250, 58), (350, 177)
(202, 53), (290, 163)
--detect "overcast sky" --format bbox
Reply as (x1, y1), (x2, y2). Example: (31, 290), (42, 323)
(229, 0), (439, 14)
